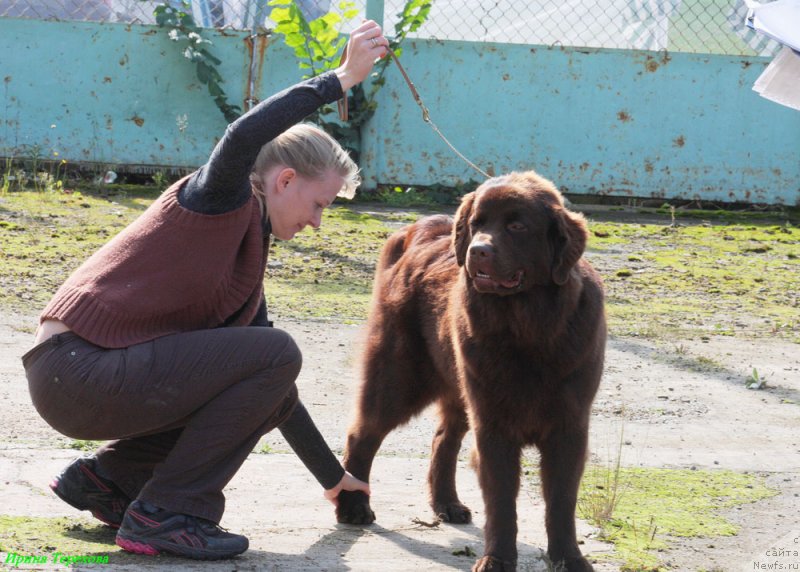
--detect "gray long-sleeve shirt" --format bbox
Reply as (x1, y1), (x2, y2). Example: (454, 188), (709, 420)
(176, 72), (346, 490)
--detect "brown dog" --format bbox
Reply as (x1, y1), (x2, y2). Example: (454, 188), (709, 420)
(337, 171), (605, 572)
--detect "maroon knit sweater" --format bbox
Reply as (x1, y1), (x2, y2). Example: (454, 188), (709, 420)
(41, 177), (267, 348)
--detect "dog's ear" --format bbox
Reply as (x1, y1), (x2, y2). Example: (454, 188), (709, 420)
(452, 192), (476, 266)
(551, 206), (588, 285)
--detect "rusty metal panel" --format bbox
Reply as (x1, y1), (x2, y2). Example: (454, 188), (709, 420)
(362, 40), (800, 204)
(0, 19), (291, 170)
(2, 19), (798, 204)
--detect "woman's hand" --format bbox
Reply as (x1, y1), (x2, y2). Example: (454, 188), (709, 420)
(323, 471), (371, 506)
(334, 20), (388, 92)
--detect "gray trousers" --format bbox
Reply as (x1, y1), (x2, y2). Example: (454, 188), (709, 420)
(22, 326), (302, 523)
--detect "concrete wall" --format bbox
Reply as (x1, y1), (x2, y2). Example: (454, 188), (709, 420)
(2, 18), (799, 204)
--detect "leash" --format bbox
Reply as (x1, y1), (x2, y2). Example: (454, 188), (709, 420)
(338, 44), (490, 180)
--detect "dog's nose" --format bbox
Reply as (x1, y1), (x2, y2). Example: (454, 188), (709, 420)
(469, 242), (493, 259)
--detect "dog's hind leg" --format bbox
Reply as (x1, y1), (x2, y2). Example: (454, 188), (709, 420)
(429, 396), (471, 523)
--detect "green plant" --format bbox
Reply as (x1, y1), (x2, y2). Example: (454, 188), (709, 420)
(268, 0), (357, 77)
(1, 156), (13, 195)
(67, 439), (102, 451)
(152, 170), (167, 189)
(23, 144), (44, 193)
(11, 145), (70, 195)
(745, 367), (769, 390)
(578, 428), (627, 526)
(254, 442), (274, 454)
(370, 183), (465, 207)
(268, 0), (432, 157)
(152, 1), (241, 122)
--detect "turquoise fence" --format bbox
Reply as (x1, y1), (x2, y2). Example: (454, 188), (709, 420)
(1, 16), (799, 204)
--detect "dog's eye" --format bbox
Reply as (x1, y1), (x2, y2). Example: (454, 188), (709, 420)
(507, 222), (527, 232)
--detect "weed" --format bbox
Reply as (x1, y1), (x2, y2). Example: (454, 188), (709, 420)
(1, 156), (13, 195)
(254, 442), (274, 454)
(151, 170), (167, 189)
(67, 439), (101, 452)
(579, 428), (627, 527)
(692, 355), (723, 372)
(745, 367), (769, 390)
(673, 343), (689, 355)
(370, 184), (464, 207)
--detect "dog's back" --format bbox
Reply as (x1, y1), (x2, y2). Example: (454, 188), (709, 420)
(366, 214), (461, 373)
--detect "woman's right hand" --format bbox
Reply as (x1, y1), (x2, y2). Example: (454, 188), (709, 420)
(335, 20), (388, 92)
(323, 471), (371, 506)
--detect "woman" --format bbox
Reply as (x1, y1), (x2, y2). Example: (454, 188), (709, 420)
(21, 20), (389, 561)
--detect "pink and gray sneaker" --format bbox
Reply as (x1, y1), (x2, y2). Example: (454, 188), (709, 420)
(50, 455), (131, 528)
(116, 500), (248, 560)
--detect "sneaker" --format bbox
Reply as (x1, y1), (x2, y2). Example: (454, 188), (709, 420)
(116, 500), (249, 560)
(50, 456), (131, 528)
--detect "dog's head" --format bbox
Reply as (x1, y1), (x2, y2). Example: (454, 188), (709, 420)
(452, 171), (588, 295)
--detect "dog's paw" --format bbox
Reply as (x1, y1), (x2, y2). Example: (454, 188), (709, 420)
(550, 555), (594, 572)
(335, 490), (376, 525)
(433, 501), (472, 524)
(471, 555), (516, 572)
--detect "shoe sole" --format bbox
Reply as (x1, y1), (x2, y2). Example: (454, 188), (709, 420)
(116, 534), (247, 560)
(116, 537), (160, 556)
(50, 478), (122, 529)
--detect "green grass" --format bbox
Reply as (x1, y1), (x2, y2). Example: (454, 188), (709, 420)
(577, 466), (777, 570)
(588, 218), (799, 341)
(1, 185), (797, 342)
(0, 515), (120, 564)
(264, 207), (396, 321)
(66, 440), (102, 452)
(0, 186), (159, 316)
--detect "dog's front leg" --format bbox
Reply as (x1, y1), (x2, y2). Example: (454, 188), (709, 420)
(538, 425), (594, 572)
(472, 428), (521, 572)
(337, 429), (384, 524)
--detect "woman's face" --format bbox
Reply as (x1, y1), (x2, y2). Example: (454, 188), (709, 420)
(263, 167), (343, 240)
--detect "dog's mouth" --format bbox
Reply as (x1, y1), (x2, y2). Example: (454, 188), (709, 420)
(471, 269), (525, 293)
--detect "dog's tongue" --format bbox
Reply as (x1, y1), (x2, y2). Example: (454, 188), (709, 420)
(498, 270), (522, 289)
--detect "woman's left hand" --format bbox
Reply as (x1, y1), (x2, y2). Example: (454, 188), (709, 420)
(323, 471), (371, 506)
(335, 19), (389, 92)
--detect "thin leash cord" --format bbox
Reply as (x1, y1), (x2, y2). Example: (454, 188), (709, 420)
(385, 48), (490, 179)
(337, 42), (490, 179)
(384, 48), (490, 180)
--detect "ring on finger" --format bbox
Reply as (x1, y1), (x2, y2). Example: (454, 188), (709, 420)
(370, 37), (379, 47)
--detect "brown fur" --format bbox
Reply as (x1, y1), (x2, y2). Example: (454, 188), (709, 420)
(337, 171), (606, 572)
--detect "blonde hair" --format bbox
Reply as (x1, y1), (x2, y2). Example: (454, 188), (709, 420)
(249, 123), (360, 215)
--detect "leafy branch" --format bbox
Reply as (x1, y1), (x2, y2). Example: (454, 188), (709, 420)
(152, 1), (242, 122)
(268, 0), (432, 159)
(268, 0), (358, 77)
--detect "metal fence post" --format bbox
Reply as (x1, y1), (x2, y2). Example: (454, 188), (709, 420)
(366, 0), (384, 26)
(358, 0), (385, 191)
